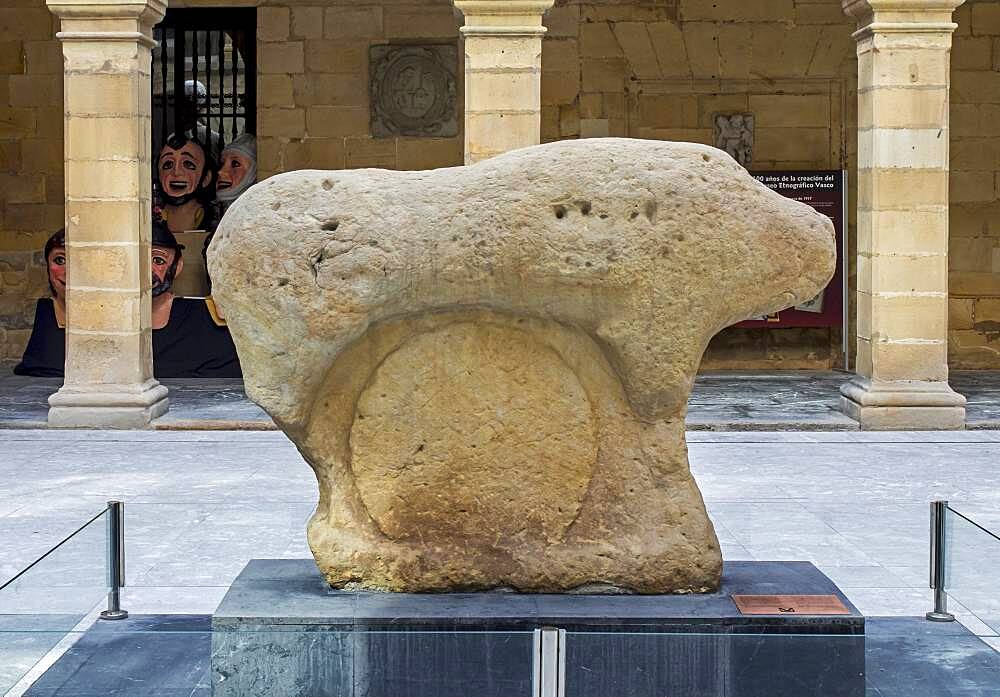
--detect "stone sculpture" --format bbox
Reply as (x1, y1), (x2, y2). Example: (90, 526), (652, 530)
(715, 113), (755, 168)
(208, 139), (836, 594)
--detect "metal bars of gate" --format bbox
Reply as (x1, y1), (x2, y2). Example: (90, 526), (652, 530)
(151, 8), (257, 161)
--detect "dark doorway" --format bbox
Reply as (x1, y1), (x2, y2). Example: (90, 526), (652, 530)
(152, 8), (257, 162)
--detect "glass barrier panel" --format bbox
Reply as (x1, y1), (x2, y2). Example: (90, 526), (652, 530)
(12, 627), (535, 697)
(0, 508), (109, 695)
(7, 623), (1000, 697)
(564, 630), (865, 697)
(945, 505), (1000, 634)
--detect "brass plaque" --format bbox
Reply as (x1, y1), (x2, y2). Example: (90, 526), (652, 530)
(732, 594), (850, 616)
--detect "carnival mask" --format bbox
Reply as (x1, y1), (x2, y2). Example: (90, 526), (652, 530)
(158, 139), (211, 206)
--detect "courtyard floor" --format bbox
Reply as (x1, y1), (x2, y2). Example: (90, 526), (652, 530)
(2, 370), (1000, 431)
(0, 427), (999, 694)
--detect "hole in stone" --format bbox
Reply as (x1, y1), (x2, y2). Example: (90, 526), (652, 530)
(702, 153), (710, 162)
(554, 205), (568, 219)
(322, 180), (334, 190)
(629, 210), (640, 221)
(644, 200), (658, 223)
(271, 202), (281, 211)
(577, 200), (592, 215)
(276, 278), (289, 287)
(322, 220), (340, 232)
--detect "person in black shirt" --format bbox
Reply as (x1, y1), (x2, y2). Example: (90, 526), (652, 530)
(13, 229), (67, 377)
(13, 223), (242, 379)
(148, 222), (242, 378)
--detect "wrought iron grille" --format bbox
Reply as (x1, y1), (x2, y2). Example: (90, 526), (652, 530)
(151, 9), (257, 162)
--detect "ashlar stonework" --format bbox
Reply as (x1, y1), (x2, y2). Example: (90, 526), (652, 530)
(209, 139), (836, 594)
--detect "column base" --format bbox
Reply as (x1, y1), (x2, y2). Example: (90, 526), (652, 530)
(839, 377), (966, 431)
(48, 379), (169, 429)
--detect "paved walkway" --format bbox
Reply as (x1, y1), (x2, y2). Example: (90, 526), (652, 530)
(2, 371), (1000, 430)
(0, 429), (997, 632)
(1, 428), (998, 694)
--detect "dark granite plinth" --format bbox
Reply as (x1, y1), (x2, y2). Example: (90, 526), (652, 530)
(211, 559), (865, 697)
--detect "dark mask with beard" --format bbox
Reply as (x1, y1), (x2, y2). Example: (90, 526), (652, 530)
(151, 222), (184, 297)
(151, 256), (180, 297)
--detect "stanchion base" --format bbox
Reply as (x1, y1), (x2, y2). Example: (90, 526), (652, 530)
(100, 609), (129, 621)
(925, 611), (955, 622)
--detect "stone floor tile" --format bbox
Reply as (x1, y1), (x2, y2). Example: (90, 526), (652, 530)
(844, 588), (935, 616)
(2, 371), (998, 431)
(121, 586), (228, 615)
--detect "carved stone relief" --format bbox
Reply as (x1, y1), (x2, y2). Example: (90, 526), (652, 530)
(370, 45), (458, 138)
(714, 113), (755, 167)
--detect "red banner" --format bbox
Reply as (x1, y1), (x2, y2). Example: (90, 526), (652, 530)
(737, 171), (846, 329)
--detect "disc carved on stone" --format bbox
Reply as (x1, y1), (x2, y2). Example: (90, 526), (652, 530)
(208, 139), (837, 594)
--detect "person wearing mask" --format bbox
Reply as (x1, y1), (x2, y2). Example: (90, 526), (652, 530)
(13, 222), (241, 379)
(154, 133), (220, 234)
(148, 221), (242, 378)
(13, 229), (67, 377)
(215, 133), (257, 212)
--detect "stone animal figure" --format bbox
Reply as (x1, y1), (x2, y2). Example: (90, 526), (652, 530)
(208, 139), (836, 594)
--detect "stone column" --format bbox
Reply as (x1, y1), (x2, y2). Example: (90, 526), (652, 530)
(45, 0), (169, 428)
(840, 0), (966, 430)
(452, 0), (555, 164)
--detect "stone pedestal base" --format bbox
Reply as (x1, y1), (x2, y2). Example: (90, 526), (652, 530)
(212, 559), (865, 697)
(48, 379), (169, 429)
(840, 377), (966, 431)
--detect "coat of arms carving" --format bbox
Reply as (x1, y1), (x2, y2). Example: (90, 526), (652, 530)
(370, 45), (458, 138)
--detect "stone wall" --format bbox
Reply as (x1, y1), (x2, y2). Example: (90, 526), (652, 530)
(538, 0), (858, 369)
(0, 2), (63, 368)
(949, 1), (1000, 369)
(0, 0), (998, 371)
(254, 0), (464, 179)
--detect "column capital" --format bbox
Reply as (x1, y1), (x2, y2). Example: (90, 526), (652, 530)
(46, 0), (166, 46)
(452, 0), (556, 36)
(843, 0), (965, 35)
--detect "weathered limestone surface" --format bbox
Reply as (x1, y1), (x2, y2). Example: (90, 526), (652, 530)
(209, 139), (836, 593)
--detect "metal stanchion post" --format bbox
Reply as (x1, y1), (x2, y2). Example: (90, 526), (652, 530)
(100, 500), (128, 621)
(926, 500), (954, 622)
(532, 627), (566, 697)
